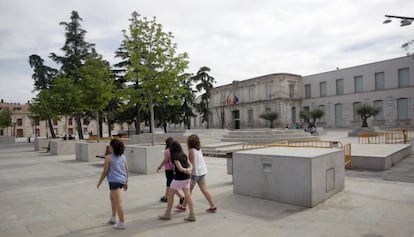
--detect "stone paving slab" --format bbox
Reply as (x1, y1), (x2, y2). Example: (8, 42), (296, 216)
(1, 137), (414, 236)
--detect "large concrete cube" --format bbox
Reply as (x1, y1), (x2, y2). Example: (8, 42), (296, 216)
(76, 142), (109, 162)
(125, 144), (164, 175)
(233, 147), (345, 208)
(34, 138), (50, 151)
(50, 140), (77, 155)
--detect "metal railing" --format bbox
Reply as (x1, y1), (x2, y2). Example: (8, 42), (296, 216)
(243, 140), (352, 169)
(358, 128), (413, 144)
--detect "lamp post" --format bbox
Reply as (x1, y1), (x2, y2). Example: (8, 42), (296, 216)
(383, 15), (414, 27)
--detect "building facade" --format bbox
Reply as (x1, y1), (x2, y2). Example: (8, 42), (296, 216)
(0, 100), (126, 139)
(209, 73), (303, 129)
(302, 56), (414, 128)
(210, 56), (414, 129)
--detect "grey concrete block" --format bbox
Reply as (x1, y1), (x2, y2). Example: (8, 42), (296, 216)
(233, 147), (345, 208)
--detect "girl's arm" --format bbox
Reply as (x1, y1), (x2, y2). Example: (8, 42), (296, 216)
(157, 151), (169, 172)
(188, 149), (195, 171)
(97, 155), (111, 188)
(123, 158), (129, 191)
(174, 159), (192, 175)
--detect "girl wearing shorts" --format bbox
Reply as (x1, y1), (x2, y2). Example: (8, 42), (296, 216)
(177, 134), (217, 213)
(97, 139), (128, 229)
(159, 141), (195, 221)
(157, 137), (184, 205)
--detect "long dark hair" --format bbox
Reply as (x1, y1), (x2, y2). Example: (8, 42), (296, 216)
(110, 139), (125, 156)
(169, 141), (186, 161)
(165, 137), (174, 149)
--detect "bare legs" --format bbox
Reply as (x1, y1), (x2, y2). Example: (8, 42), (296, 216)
(110, 189), (125, 222)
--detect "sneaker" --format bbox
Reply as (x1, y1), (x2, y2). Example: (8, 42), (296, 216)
(184, 213), (196, 222)
(113, 222), (126, 230)
(175, 205), (186, 212)
(160, 196), (168, 202)
(179, 197), (185, 205)
(206, 207), (217, 213)
(107, 216), (116, 224)
(159, 212), (171, 220)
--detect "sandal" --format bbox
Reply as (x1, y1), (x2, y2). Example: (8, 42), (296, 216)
(160, 196), (168, 202)
(175, 205), (186, 212)
(206, 207), (217, 213)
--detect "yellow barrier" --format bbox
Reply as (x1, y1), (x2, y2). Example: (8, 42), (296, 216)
(358, 128), (412, 144)
(243, 140), (352, 169)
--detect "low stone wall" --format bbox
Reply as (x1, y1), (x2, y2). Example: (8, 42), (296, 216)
(76, 142), (109, 162)
(50, 140), (78, 155)
(34, 138), (50, 151)
(0, 136), (15, 144)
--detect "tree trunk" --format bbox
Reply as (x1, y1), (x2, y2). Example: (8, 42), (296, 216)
(149, 97), (155, 146)
(163, 121), (167, 133)
(98, 111), (103, 138)
(135, 103), (141, 135)
(47, 118), (56, 138)
(361, 118), (368, 127)
(76, 116), (83, 139)
(107, 121), (112, 137)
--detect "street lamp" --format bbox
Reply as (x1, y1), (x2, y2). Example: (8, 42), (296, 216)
(383, 14), (414, 27)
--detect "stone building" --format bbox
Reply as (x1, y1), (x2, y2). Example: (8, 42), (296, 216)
(0, 100), (125, 139)
(210, 56), (413, 129)
(209, 73), (303, 129)
(302, 56), (414, 128)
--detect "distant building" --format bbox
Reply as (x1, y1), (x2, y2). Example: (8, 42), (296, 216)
(210, 56), (414, 129)
(0, 100), (125, 139)
(210, 73), (302, 129)
(302, 56), (414, 128)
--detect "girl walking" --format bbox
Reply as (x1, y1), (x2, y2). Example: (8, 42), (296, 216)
(159, 141), (196, 221)
(157, 137), (185, 205)
(177, 134), (217, 213)
(97, 139), (128, 230)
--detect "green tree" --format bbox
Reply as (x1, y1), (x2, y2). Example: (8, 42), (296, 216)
(28, 54), (58, 138)
(192, 66), (216, 129)
(356, 103), (380, 127)
(121, 12), (189, 145)
(259, 111), (279, 128)
(0, 108), (12, 135)
(181, 73), (197, 129)
(77, 55), (115, 140)
(29, 90), (60, 138)
(310, 108), (325, 126)
(49, 10), (96, 139)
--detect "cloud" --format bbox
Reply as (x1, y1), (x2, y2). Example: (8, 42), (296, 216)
(1, 0), (413, 103)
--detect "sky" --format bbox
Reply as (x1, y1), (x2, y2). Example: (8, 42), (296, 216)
(1, 0), (413, 103)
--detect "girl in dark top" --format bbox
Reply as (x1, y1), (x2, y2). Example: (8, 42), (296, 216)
(159, 141), (195, 221)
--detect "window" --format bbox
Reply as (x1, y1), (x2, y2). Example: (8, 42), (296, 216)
(265, 107), (271, 112)
(304, 84), (311, 99)
(35, 120), (40, 126)
(53, 120), (58, 126)
(83, 118), (89, 125)
(265, 85), (272, 99)
(319, 81), (327, 97)
(289, 84), (294, 98)
(248, 87), (255, 101)
(397, 98), (409, 120)
(248, 109), (254, 125)
(336, 79), (344, 95)
(353, 102), (361, 121)
(375, 72), (385, 90)
(68, 117), (73, 126)
(374, 100), (384, 120)
(318, 105), (326, 122)
(354, 75), (363, 93)
(17, 118), (23, 126)
(335, 103), (343, 127)
(398, 68), (409, 88)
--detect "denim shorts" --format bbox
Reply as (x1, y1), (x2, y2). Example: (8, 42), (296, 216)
(109, 182), (124, 190)
(191, 174), (206, 184)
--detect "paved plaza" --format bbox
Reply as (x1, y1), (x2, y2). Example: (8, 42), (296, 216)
(1, 130), (414, 236)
